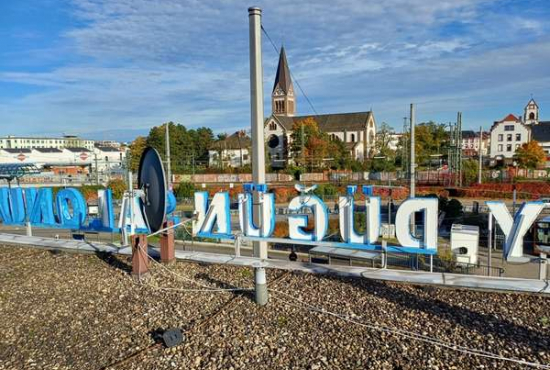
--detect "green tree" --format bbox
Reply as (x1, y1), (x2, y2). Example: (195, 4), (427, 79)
(145, 122), (214, 173)
(462, 159), (479, 185)
(374, 122), (396, 159)
(515, 141), (546, 169)
(128, 136), (147, 172)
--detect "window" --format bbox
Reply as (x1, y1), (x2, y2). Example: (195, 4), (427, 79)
(498, 144), (503, 151)
(269, 122), (277, 131)
(498, 134), (503, 142)
(350, 133), (356, 142)
(268, 134), (280, 149)
(507, 144), (512, 152)
(504, 125), (514, 131)
(516, 133), (521, 141)
(529, 112), (535, 120)
(507, 134), (512, 141)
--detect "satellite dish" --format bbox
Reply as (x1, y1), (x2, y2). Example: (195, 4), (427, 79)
(138, 147), (166, 232)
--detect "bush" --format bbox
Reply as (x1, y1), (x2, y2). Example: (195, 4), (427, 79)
(313, 183), (338, 199)
(79, 185), (105, 201)
(106, 179), (127, 199)
(174, 182), (195, 199)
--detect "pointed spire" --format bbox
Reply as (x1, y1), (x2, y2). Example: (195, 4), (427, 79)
(273, 46), (293, 94)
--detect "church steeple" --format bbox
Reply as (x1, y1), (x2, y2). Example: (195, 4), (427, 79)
(524, 97), (539, 125)
(272, 46), (295, 116)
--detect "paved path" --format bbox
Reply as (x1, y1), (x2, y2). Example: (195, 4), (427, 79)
(2, 232), (550, 295)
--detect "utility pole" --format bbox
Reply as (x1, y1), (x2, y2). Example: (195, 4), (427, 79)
(249, 6), (268, 306)
(409, 104), (416, 234)
(478, 126), (483, 184)
(457, 112), (463, 187)
(165, 123), (172, 190)
(301, 122), (305, 168)
(402, 116), (408, 179)
(409, 104), (415, 198)
(94, 153), (100, 185)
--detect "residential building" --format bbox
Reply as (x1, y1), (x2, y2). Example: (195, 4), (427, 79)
(461, 130), (489, 157)
(264, 47), (376, 168)
(489, 114), (530, 161)
(208, 131), (251, 168)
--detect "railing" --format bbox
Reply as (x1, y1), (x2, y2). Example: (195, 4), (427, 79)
(386, 253), (504, 277)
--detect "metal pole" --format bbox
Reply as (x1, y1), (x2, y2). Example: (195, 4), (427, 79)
(409, 103), (415, 197)
(249, 6), (267, 261)
(94, 153), (99, 185)
(513, 185), (517, 215)
(254, 265), (268, 306)
(409, 103), (415, 234)
(478, 126), (483, 184)
(487, 213), (492, 275)
(539, 252), (547, 281)
(457, 112), (463, 187)
(165, 123), (172, 190)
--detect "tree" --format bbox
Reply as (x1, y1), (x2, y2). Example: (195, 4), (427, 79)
(374, 122), (396, 159)
(514, 141), (546, 170)
(462, 159), (479, 185)
(372, 122), (397, 172)
(128, 136), (147, 172)
(107, 179), (127, 199)
(145, 122), (214, 173)
(290, 117), (331, 171)
(414, 121), (448, 165)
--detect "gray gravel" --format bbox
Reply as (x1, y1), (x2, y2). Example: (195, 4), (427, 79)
(1, 245), (550, 370)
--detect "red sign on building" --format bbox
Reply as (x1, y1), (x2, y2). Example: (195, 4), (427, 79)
(17, 153), (26, 161)
(80, 152), (89, 161)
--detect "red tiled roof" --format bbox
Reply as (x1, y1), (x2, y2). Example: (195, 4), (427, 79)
(500, 114), (519, 122)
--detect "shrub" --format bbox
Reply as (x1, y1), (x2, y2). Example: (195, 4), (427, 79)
(174, 182), (195, 199)
(106, 179), (127, 199)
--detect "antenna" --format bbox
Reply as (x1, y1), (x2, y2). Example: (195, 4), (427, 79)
(137, 147), (167, 232)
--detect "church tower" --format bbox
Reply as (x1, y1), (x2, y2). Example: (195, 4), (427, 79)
(524, 98), (539, 125)
(272, 47), (296, 116)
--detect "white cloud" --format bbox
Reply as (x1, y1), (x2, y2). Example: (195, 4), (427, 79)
(1, 0), (550, 138)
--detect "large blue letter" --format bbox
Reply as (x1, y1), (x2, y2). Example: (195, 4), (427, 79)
(56, 188), (87, 228)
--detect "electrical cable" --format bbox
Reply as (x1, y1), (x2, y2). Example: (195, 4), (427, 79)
(269, 288), (550, 369)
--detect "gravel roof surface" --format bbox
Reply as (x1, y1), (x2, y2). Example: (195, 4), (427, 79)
(1, 245), (550, 370)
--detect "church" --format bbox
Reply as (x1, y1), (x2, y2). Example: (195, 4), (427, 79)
(264, 47), (377, 168)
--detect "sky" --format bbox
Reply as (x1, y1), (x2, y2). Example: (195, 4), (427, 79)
(1, 0), (550, 142)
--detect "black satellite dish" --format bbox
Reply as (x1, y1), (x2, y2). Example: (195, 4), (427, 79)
(138, 147), (167, 233)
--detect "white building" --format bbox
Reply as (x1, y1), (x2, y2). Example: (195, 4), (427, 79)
(0, 146), (126, 173)
(208, 131), (251, 168)
(489, 114), (530, 161)
(0, 135), (95, 151)
(263, 47), (376, 168)
(461, 131), (489, 156)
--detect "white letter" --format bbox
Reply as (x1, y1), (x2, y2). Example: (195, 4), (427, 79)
(288, 195), (328, 241)
(487, 201), (545, 259)
(238, 192), (275, 237)
(395, 198), (438, 251)
(193, 191), (231, 237)
(338, 196), (380, 245)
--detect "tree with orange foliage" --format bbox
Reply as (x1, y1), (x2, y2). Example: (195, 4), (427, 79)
(514, 140), (546, 170)
(290, 117), (349, 170)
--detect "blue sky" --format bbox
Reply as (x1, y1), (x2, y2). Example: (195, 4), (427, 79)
(1, 0), (550, 142)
